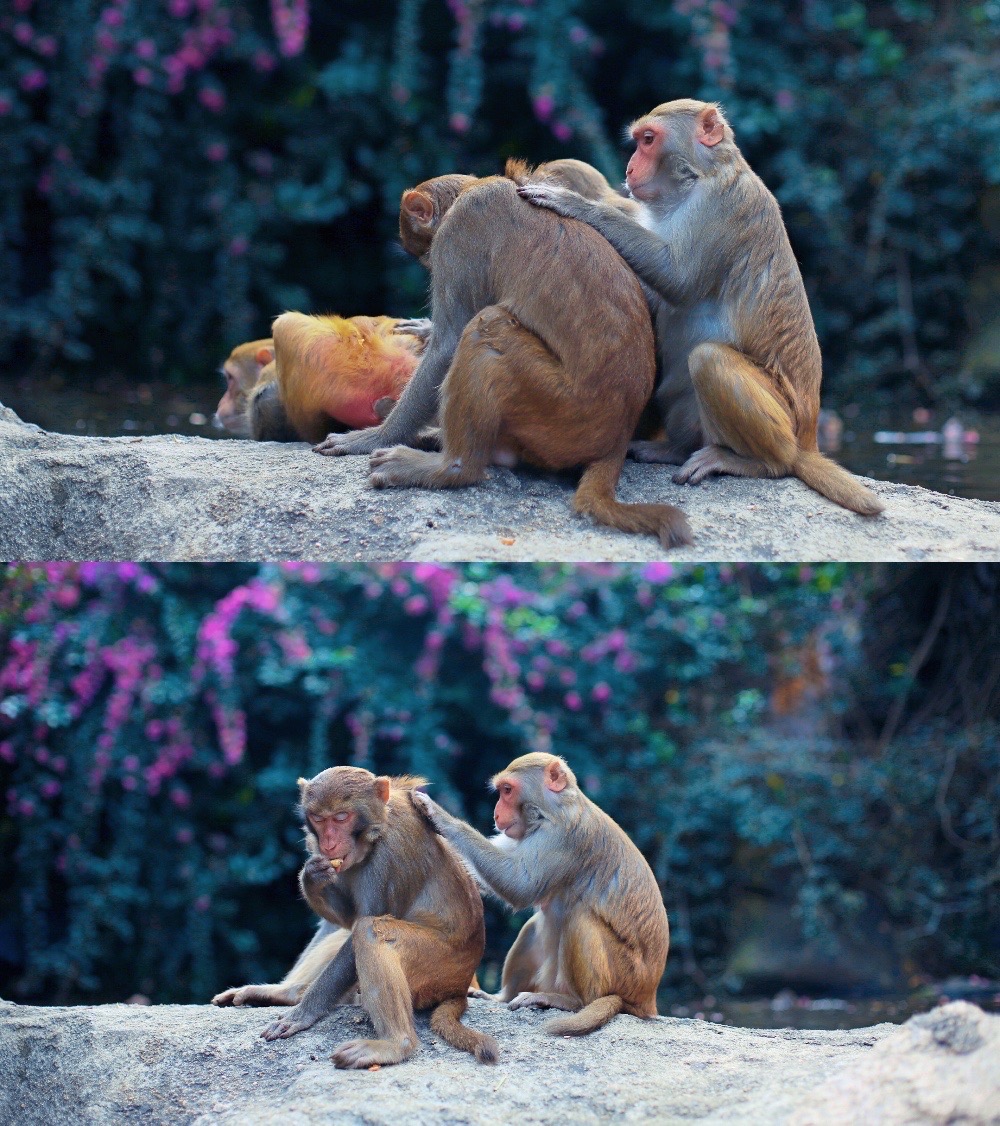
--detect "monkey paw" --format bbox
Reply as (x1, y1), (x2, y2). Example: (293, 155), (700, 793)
(332, 1038), (409, 1069)
(394, 317), (433, 343)
(260, 1007), (321, 1040)
(409, 789), (448, 833)
(516, 183), (581, 217)
(508, 992), (555, 1011)
(313, 426), (386, 457)
(673, 445), (728, 486)
(213, 984), (293, 1007)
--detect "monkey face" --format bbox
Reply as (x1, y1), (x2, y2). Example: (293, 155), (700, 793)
(299, 767), (390, 873)
(492, 775), (529, 840)
(215, 341), (274, 434)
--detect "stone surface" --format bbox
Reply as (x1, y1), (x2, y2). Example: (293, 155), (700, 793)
(2, 405), (998, 561)
(1, 998), (996, 1124)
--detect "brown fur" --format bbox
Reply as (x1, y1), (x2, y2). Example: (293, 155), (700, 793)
(519, 99), (884, 517)
(257, 768), (497, 1068)
(413, 753), (669, 1037)
(316, 165), (691, 548)
(214, 339), (282, 438)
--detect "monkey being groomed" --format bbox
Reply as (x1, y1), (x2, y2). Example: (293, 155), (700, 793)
(227, 767), (498, 1069)
(214, 314), (430, 443)
(412, 753), (669, 1036)
(314, 162), (692, 550)
(518, 99), (885, 518)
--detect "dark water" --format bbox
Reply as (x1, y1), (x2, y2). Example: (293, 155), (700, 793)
(2, 373), (998, 503)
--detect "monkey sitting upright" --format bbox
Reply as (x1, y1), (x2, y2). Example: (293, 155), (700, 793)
(412, 753), (669, 1036)
(247, 767), (498, 1069)
(517, 99), (884, 517)
(214, 314), (431, 443)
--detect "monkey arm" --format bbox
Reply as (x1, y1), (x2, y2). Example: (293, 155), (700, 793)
(260, 932), (358, 1040)
(410, 792), (549, 910)
(516, 183), (687, 306)
(313, 329), (457, 457)
(300, 856), (355, 926)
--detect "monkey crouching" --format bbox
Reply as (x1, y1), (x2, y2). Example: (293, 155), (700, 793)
(412, 753), (669, 1036)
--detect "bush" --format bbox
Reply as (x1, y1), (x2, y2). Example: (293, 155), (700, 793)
(2, 2), (999, 403)
(1, 562), (996, 1003)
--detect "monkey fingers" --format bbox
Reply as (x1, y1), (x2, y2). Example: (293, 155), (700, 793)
(409, 790), (449, 834)
(673, 444), (765, 486)
(260, 1004), (325, 1040)
(332, 1037), (412, 1070)
(508, 991), (578, 1012)
(515, 183), (583, 218)
(213, 983), (300, 1007)
(369, 447), (481, 490)
(393, 318), (433, 344)
(313, 425), (386, 457)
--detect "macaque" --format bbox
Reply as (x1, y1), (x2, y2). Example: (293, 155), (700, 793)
(314, 162), (692, 549)
(213, 922), (355, 1008)
(214, 316), (429, 443)
(411, 753), (669, 1037)
(257, 767), (498, 1069)
(518, 99), (885, 517)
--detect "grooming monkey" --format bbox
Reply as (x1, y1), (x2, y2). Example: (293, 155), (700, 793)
(316, 162), (692, 549)
(214, 315), (429, 442)
(412, 753), (669, 1036)
(255, 767), (498, 1068)
(518, 99), (884, 516)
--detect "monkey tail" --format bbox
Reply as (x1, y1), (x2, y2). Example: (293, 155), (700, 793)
(793, 450), (885, 516)
(574, 456), (693, 548)
(430, 996), (500, 1064)
(545, 995), (624, 1037)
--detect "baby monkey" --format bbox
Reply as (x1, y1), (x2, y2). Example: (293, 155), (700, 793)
(413, 753), (669, 1035)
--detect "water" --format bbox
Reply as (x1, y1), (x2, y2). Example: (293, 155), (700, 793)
(2, 373), (998, 503)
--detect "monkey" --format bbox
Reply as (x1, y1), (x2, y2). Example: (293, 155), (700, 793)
(213, 315), (429, 443)
(256, 767), (499, 1069)
(314, 163), (693, 549)
(516, 99), (885, 517)
(411, 752), (669, 1037)
(212, 922), (356, 1008)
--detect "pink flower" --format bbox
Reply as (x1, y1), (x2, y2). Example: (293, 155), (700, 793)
(136, 39), (156, 60)
(592, 682), (611, 702)
(205, 142), (227, 162)
(20, 69), (47, 93)
(564, 691), (582, 711)
(642, 562), (673, 583)
(449, 112), (470, 133)
(552, 121), (572, 142)
(532, 92), (554, 120)
(133, 67), (153, 87)
(199, 87), (225, 112)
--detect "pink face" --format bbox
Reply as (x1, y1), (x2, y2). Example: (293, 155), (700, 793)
(308, 807), (358, 871)
(493, 775), (525, 839)
(625, 119), (665, 201)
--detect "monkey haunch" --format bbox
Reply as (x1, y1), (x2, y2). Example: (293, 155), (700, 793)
(214, 315), (428, 443)
(519, 99), (884, 518)
(315, 163), (692, 550)
(246, 768), (497, 1068)
(413, 753), (669, 1036)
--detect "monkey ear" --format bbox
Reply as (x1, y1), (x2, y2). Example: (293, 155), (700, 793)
(373, 776), (391, 804)
(543, 759), (569, 793)
(256, 346), (274, 366)
(402, 189), (435, 225)
(695, 106), (726, 147)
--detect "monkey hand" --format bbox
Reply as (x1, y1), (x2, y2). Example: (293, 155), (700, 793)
(394, 318), (433, 344)
(313, 425), (386, 457)
(516, 183), (589, 221)
(260, 1002), (325, 1041)
(301, 854), (341, 894)
(410, 790), (452, 836)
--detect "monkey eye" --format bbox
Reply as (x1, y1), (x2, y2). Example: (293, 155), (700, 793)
(642, 132), (655, 146)
(333, 812), (349, 823)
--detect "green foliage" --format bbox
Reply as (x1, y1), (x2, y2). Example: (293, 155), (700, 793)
(1, 2), (998, 402)
(0, 562), (996, 1003)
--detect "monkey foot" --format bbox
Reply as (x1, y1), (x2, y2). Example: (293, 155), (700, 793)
(260, 1008), (320, 1040)
(332, 1037), (411, 1069)
(627, 440), (688, 465)
(673, 445), (729, 485)
(369, 447), (477, 490)
(468, 988), (500, 1001)
(313, 425), (385, 457)
(508, 992), (555, 1011)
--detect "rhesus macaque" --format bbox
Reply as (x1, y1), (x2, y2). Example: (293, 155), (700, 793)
(518, 99), (885, 517)
(257, 767), (499, 1069)
(213, 922), (355, 1008)
(411, 753), (669, 1037)
(315, 163), (692, 549)
(214, 316), (429, 443)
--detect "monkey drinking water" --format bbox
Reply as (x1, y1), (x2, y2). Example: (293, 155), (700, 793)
(412, 753), (669, 1036)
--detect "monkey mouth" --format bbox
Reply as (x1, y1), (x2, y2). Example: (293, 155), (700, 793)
(329, 858), (344, 871)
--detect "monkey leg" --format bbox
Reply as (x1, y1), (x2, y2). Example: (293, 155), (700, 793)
(367, 306), (527, 490)
(213, 982), (304, 1007)
(496, 913), (546, 1002)
(674, 342), (798, 485)
(628, 439), (689, 465)
(331, 915), (476, 1069)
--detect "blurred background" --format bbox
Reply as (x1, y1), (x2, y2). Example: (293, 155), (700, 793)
(0, 2), (999, 497)
(1, 561), (997, 1029)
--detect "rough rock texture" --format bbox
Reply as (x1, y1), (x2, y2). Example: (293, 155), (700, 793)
(2, 405), (998, 562)
(1, 998), (996, 1124)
